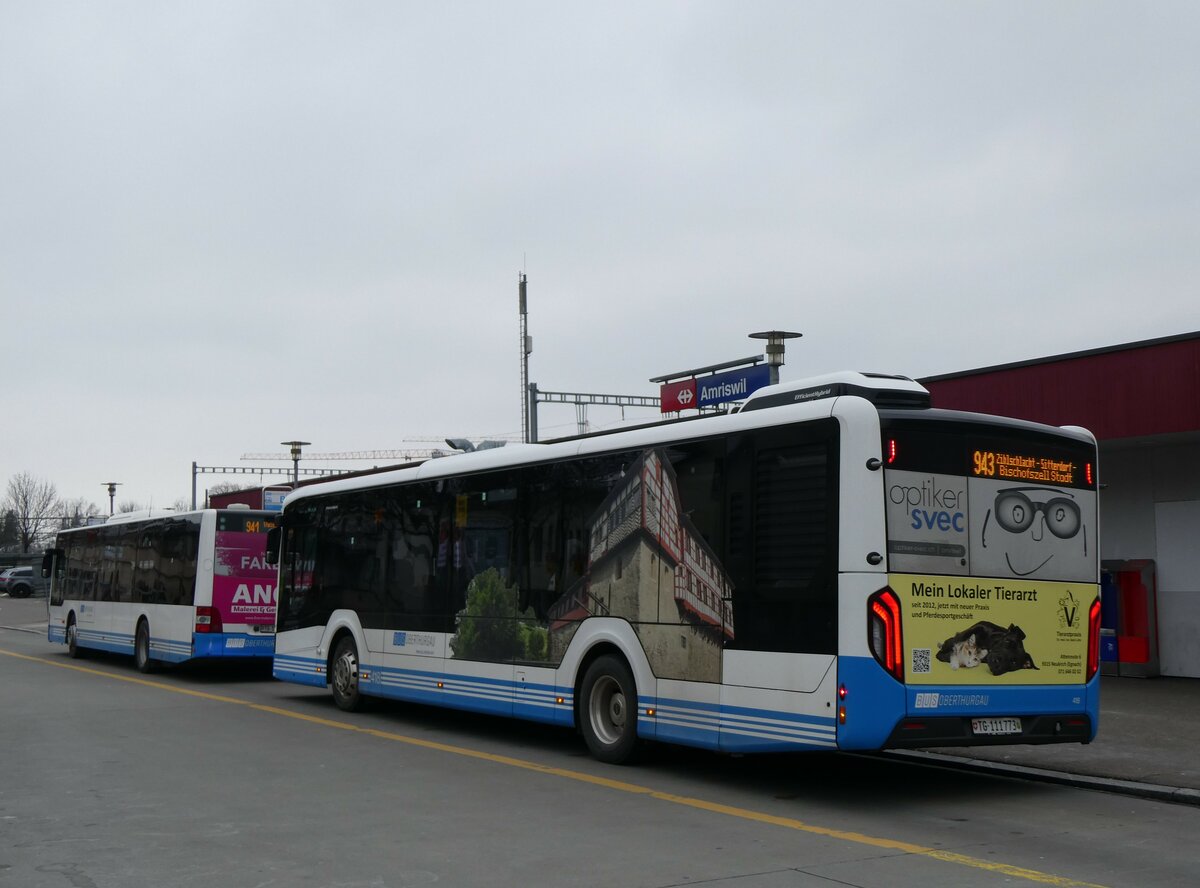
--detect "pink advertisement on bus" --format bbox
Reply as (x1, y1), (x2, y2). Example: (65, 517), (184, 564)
(213, 528), (277, 626)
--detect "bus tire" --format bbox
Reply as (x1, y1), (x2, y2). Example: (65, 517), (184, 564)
(580, 654), (640, 764)
(330, 636), (366, 712)
(135, 619), (156, 674)
(66, 615), (83, 659)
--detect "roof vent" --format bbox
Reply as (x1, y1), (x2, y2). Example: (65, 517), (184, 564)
(739, 371), (930, 412)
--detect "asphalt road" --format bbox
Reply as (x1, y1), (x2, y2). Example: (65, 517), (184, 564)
(2, 623), (1198, 888)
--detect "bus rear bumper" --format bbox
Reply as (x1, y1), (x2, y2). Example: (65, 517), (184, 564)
(192, 633), (275, 658)
(884, 712), (1093, 748)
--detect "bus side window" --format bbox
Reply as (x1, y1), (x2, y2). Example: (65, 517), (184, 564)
(723, 422), (839, 655)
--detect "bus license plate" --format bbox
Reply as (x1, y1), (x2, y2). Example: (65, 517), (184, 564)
(972, 717), (1022, 736)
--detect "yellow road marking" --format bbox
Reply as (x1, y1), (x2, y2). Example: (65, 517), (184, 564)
(1, 647), (1105, 887)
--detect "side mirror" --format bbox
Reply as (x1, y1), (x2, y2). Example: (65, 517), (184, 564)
(265, 526), (282, 565)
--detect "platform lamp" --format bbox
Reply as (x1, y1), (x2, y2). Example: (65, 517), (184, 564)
(102, 481), (122, 516)
(281, 440), (310, 484)
(748, 330), (803, 385)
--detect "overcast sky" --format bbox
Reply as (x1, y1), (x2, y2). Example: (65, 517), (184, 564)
(3, 2), (1198, 510)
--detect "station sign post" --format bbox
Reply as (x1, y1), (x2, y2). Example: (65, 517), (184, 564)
(655, 356), (771, 413)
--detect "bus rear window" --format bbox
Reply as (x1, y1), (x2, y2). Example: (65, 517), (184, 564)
(881, 420), (1097, 583)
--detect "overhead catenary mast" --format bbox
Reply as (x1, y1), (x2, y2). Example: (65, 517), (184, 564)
(519, 272), (532, 443)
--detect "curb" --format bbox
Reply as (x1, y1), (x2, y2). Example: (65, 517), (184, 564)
(0, 624), (46, 636)
(879, 749), (1200, 807)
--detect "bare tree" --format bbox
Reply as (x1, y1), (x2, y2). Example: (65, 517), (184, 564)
(60, 497), (103, 528)
(4, 472), (62, 553)
(207, 482), (253, 496)
(117, 501), (145, 514)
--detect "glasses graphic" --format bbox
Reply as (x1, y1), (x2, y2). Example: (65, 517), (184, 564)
(992, 488), (1081, 539)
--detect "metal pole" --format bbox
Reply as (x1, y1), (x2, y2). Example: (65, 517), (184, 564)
(520, 273), (531, 443)
(191, 462), (198, 510)
(102, 482), (121, 516)
(280, 441), (310, 485)
(528, 382), (539, 443)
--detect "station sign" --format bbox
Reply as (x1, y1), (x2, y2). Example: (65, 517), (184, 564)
(697, 364), (771, 408)
(262, 489), (289, 512)
(660, 379), (697, 413)
(659, 364), (770, 412)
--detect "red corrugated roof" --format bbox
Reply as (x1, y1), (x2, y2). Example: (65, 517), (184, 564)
(921, 332), (1200, 440)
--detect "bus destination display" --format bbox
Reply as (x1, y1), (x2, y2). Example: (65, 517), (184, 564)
(971, 450), (1083, 486)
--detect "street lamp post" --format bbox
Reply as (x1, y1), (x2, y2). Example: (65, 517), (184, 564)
(280, 441), (310, 485)
(748, 330), (803, 385)
(102, 481), (122, 516)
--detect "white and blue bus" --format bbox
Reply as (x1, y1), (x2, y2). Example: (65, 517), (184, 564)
(268, 372), (1101, 763)
(45, 508), (278, 671)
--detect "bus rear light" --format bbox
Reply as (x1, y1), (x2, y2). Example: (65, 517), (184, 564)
(838, 683), (847, 700)
(886, 439), (898, 464)
(1086, 597), (1102, 681)
(838, 706), (846, 724)
(195, 606), (223, 634)
(868, 587), (904, 682)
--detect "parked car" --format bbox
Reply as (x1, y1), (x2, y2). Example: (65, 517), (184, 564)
(0, 565), (45, 598)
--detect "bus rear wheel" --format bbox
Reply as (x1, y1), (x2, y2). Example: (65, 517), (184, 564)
(330, 636), (365, 712)
(580, 655), (639, 764)
(135, 620), (156, 673)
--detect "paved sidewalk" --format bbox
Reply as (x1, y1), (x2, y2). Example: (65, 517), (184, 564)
(4, 594), (1196, 802)
(0, 594), (49, 635)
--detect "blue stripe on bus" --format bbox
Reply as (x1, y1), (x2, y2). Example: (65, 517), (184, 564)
(53, 625), (272, 664)
(904, 681), (1095, 715)
(273, 653), (326, 685)
(270, 654), (838, 750)
(69, 629), (135, 656)
(650, 696), (837, 752)
(192, 633), (274, 659)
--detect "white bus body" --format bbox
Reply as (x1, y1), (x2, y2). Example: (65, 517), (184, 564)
(45, 509), (278, 671)
(270, 373), (1101, 762)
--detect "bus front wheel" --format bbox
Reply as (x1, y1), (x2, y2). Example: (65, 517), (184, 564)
(135, 620), (156, 673)
(580, 655), (639, 764)
(66, 616), (82, 659)
(330, 636), (365, 712)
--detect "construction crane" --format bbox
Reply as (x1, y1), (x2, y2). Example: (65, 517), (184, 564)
(240, 436), (523, 463)
(240, 448), (435, 462)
